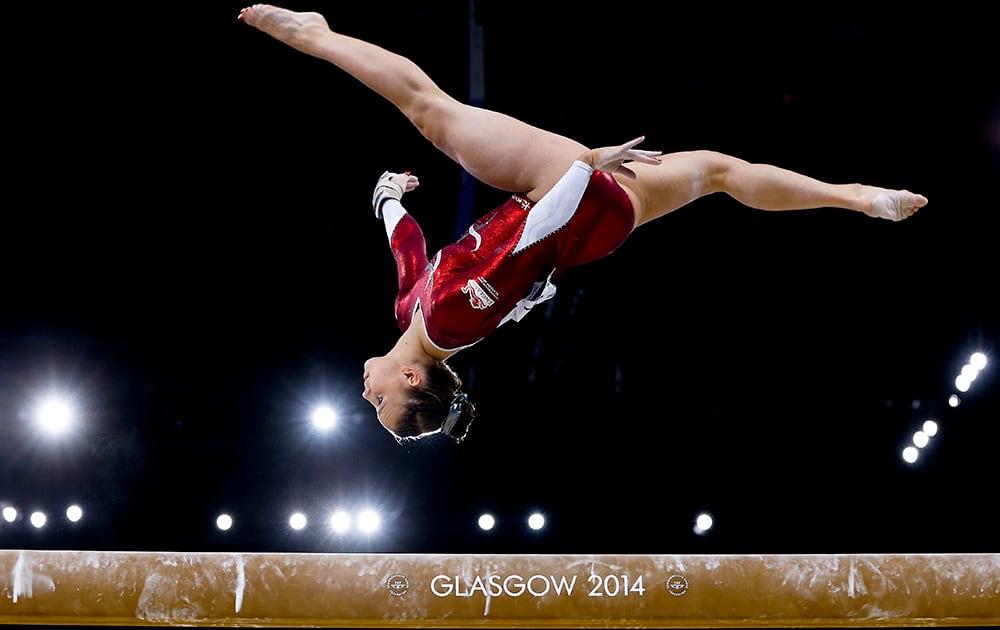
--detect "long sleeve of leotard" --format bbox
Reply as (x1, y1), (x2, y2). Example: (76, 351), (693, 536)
(513, 160), (594, 254)
(497, 160), (596, 326)
(382, 198), (429, 308)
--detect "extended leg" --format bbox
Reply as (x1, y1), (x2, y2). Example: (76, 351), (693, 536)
(239, 4), (586, 199)
(620, 150), (928, 227)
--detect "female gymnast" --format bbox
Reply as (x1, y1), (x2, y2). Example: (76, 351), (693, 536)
(238, 4), (928, 445)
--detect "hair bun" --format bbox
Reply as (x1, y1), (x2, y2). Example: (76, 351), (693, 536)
(440, 391), (475, 443)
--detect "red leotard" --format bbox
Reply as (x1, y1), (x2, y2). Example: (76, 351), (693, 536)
(388, 164), (634, 352)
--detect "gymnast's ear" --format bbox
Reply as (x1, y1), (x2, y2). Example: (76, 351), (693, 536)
(402, 366), (421, 387)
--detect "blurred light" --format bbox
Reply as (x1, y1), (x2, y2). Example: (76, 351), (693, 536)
(527, 512), (545, 530)
(35, 394), (75, 435)
(2, 507), (17, 523)
(328, 510), (351, 534)
(948, 394), (960, 408)
(912, 430), (929, 448)
(66, 505), (83, 522)
(216, 513), (233, 531)
(477, 513), (496, 531)
(693, 512), (713, 535)
(289, 512), (307, 530)
(311, 404), (337, 431)
(357, 509), (380, 534)
(923, 419), (938, 436)
(954, 351), (987, 395)
(901, 446), (919, 464)
(30, 511), (47, 528)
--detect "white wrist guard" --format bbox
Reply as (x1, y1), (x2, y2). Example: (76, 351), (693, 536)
(372, 171), (405, 219)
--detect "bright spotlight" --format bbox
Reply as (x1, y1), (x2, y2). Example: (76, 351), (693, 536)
(35, 394), (75, 435)
(289, 512), (307, 530)
(912, 430), (929, 448)
(693, 512), (714, 535)
(901, 445), (919, 464)
(66, 505), (83, 522)
(960, 364), (979, 381)
(357, 509), (380, 534)
(2, 507), (16, 523)
(311, 404), (337, 431)
(478, 513), (496, 531)
(328, 510), (351, 533)
(30, 511), (47, 528)
(922, 419), (938, 436)
(970, 352), (987, 370)
(527, 512), (545, 530)
(216, 513), (233, 531)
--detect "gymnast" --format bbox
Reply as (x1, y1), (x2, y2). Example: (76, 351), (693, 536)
(238, 4), (928, 445)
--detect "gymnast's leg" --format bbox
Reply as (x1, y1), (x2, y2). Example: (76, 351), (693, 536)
(238, 4), (585, 200)
(618, 150), (928, 227)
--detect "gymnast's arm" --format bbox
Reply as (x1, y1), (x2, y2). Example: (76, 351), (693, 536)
(372, 172), (429, 299)
(515, 137), (662, 254)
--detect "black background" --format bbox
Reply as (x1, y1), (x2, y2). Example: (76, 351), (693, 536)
(2, 2), (997, 556)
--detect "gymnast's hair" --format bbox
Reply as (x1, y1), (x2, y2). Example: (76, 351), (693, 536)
(394, 359), (475, 444)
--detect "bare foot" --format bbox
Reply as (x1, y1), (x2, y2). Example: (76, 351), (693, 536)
(865, 188), (928, 222)
(237, 4), (330, 52)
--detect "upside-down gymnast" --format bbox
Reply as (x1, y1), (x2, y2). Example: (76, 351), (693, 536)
(238, 4), (928, 446)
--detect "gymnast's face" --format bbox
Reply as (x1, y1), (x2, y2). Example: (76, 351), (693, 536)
(362, 356), (412, 434)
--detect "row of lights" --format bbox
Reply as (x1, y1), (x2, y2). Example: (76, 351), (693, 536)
(0, 504), (554, 537)
(215, 510), (550, 535)
(1, 505), (83, 529)
(3, 504), (720, 540)
(900, 351), (988, 464)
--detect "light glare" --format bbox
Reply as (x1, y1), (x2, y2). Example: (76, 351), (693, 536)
(36, 395), (74, 434)
(289, 512), (307, 530)
(328, 510), (351, 533)
(66, 505), (83, 522)
(478, 513), (496, 531)
(357, 509), (380, 534)
(311, 404), (336, 431)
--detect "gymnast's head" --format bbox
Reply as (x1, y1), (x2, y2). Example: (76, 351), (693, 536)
(362, 355), (476, 444)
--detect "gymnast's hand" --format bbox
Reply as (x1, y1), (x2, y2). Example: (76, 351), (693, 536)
(582, 136), (662, 179)
(389, 171), (419, 193)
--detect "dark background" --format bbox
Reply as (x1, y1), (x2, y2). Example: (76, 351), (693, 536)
(2, 2), (997, 556)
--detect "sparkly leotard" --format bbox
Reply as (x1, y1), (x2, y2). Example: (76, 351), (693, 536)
(385, 161), (634, 352)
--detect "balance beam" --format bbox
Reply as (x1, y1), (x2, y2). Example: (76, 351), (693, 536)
(1, 550), (997, 627)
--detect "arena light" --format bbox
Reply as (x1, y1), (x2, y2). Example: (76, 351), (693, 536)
(477, 513), (496, 531)
(33, 393), (76, 436)
(288, 512), (307, 531)
(65, 505), (83, 523)
(693, 511), (714, 535)
(310, 404), (337, 431)
(356, 509), (380, 534)
(215, 514), (234, 531)
(527, 512), (545, 531)
(328, 510), (351, 534)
